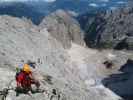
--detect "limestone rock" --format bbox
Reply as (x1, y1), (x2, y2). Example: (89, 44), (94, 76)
(39, 10), (85, 49)
(0, 15), (132, 100)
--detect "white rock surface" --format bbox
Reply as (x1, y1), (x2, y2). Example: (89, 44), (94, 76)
(0, 15), (132, 100)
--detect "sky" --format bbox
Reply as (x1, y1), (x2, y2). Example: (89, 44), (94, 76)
(0, 0), (128, 4)
(0, 0), (128, 10)
(88, 0), (128, 10)
(0, 0), (56, 2)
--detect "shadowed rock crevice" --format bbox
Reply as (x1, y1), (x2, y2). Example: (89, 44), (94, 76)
(114, 38), (129, 50)
(102, 59), (133, 100)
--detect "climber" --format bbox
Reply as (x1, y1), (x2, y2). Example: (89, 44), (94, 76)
(16, 61), (40, 93)
(16, 60), (36, 79)
(16, 60), (36, 72)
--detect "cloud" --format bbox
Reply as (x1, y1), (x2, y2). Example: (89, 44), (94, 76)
(117, 1), (126, 4)
(89, 3), (98, 7)
(100, 0), (109, 2)
(43, 0), (56, 2)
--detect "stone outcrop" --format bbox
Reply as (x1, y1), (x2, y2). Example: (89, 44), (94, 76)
(40, 10), (85, 49)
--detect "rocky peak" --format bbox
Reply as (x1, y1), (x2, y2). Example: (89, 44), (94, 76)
(39, 9), (85, 49)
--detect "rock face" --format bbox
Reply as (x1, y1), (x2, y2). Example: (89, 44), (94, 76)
(40, 10), (85, 49)
(0, 15), (67, 100)
(80, 7), (133, 50)
(0, 15), (133, 100)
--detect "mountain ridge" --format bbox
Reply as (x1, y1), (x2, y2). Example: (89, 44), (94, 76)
(79, 6), (133, 50)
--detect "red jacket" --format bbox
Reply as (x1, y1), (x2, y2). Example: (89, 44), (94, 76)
(16, 71), (32, 88)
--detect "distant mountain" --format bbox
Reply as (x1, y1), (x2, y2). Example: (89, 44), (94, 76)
(49, 0), (90, 14)
(0, 1), (91, 24)
(0, 0), (128, 24)
(0, 2), (45, 24)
